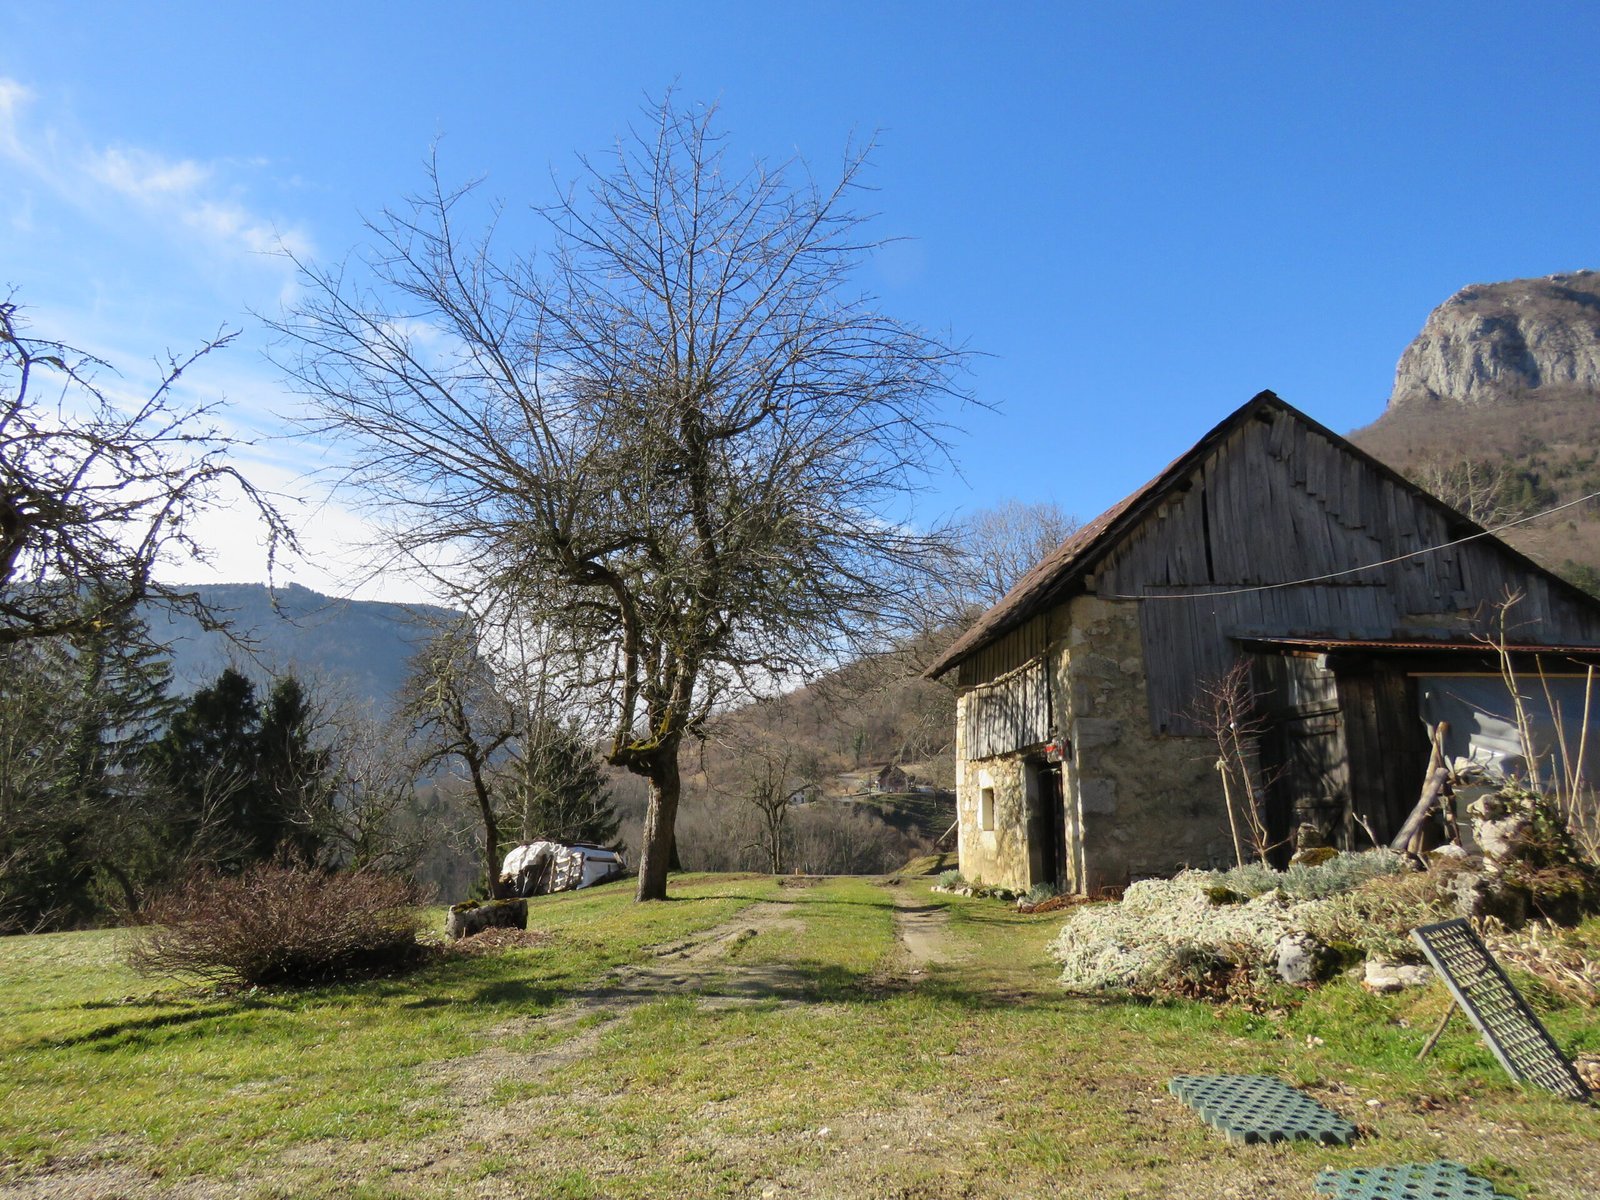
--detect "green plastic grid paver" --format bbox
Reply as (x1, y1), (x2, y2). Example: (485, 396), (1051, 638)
(1313, 1160), (1514, 1199)
(1167, 1073), (1357, 1146)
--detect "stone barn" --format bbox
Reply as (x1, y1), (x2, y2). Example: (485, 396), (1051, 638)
(926, 390), (1600, 893)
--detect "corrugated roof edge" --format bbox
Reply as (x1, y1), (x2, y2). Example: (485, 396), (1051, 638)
(923, 388), (1600, 680)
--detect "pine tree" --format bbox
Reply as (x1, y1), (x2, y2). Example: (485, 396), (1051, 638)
(146, 668), (334, 872)
(65, 606), (177, 911)
(146, 667), (262, 871)
(508, 720), (620, 847)
(0, 603), (175, 930)
(255, 675), (333, 864)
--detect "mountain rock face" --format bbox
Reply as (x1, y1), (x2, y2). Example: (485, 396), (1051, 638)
(148, 582), (457, 716)
(1389, 270), (1600, 409)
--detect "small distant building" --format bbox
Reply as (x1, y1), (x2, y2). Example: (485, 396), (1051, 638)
(926, 391), (1600, 894)
(872, 763), (911, 794)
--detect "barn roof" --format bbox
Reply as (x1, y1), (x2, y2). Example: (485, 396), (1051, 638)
(924, 389), (1596, 680)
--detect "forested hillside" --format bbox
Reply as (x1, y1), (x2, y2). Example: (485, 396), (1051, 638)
(149, 582), (458, 715)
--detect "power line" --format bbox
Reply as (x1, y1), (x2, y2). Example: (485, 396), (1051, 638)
(1102, 488), (1600, 602)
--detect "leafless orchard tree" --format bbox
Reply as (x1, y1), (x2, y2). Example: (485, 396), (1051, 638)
(397, 618), (524, 896)
(270, 98), (968, 900)
(0, 301), (293, 645)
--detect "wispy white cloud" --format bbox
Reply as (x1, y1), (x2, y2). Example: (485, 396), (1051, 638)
(0, 77), (34, 157)
(0, 77), (420, 599)
(90, 145), (211, 198)
(0, 75), (313, 266)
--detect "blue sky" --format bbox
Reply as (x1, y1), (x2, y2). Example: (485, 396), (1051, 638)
(5, 3), (1598, 600)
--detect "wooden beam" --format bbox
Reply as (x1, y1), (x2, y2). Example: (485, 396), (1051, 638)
(1390, 721), (1451, 853)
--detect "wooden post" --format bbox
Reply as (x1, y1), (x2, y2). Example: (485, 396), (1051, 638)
(1416, 1001), (1456, 1061)
(1391, 722), (1451, 854)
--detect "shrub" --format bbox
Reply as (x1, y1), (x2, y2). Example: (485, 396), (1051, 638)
(1487, 786), (1600, 922)
(1049, 851), (1415, 993)
(129, 864), (427, 989)
(1215, 849), (1407, 902)
(936, 869), (966, 890)
(1050, 874), (1314, 993)
(1482, 917), (1600, 1008)
(1023, 881), (1061, 906)
(1298, 860), (1471, 963)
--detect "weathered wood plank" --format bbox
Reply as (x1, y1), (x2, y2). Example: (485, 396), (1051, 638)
(964, 655), (1052, 760)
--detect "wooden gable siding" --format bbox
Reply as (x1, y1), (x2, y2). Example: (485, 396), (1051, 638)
(954, 612), (1051, 690)
(1093, 408), (1600, 735)
(962, 656), (1053, 761)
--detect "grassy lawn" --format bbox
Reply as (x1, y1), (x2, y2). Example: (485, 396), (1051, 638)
(1, 875), (1595, 1198)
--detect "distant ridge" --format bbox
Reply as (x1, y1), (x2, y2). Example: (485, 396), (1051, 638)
(147, 582), (458, 716)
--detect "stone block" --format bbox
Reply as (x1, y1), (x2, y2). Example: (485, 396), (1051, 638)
(1070, 681), (1097, 714)
(1079, 778), (1117, 815)
(1072, 717), (1122, 750)
(1363, 959), (1433, 993)
(1073, 653), (1119, 679)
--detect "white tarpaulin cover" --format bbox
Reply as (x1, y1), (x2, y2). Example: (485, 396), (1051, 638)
(500, 841), (627, 896)
(1418, 673), (1600, 786)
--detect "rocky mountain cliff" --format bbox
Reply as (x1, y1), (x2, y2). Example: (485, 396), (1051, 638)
(1389, 270), (1600, 409)
(1354, 269), (1600, 592)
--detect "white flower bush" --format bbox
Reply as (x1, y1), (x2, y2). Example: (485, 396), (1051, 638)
(1049, 850), (1408, 992)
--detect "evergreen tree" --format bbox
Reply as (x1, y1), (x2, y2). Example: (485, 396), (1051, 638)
(65, 606), (177, 911)
(255, 675), (334, 863)
(146, 667), (262, 871)
(0, 638), (91, 932)
(146, 668), (333, 872)
(508, 720), (619, 847)
(0, 604), (175, 930)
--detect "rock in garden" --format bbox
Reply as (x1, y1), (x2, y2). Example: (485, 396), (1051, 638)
(1274, 934), (1321, 984)
(1363, 958), (1433, 993)
(1467, 792), (1532, 865)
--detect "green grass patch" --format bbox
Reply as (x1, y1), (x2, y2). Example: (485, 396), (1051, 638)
(2, 875), (1595, 1199)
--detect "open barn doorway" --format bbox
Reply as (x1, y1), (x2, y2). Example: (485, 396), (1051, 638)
(1025, 756), (1066, 889)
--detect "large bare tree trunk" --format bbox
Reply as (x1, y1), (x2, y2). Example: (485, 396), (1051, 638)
(636, 753), (680, 901)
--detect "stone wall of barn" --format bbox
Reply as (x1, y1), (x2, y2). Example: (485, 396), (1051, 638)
(954, 594), (1237, 893)
(952, 726), (1032, 890)
(1059, 594), (1234, 892)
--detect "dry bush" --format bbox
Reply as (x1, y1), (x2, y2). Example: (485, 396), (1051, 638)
(1482, 920), (1600, 1008)
(444, 927), (555, 957)
(129, 864), (427, 989)
(1297, 861), (1475, 962)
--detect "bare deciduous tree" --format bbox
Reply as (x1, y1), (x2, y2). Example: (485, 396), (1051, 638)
(840, 499), (1078, 788)
(271, 98), (968, 900)
(710, 704), (822, 875)
(0, 301), (292, 646)
(1190, 658), (1276, 866)
(1411, 454), (1515, 527)
(315, 700), (431, 876)
(398, 620), (523, 896)
(947, 500), (1079, 617)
